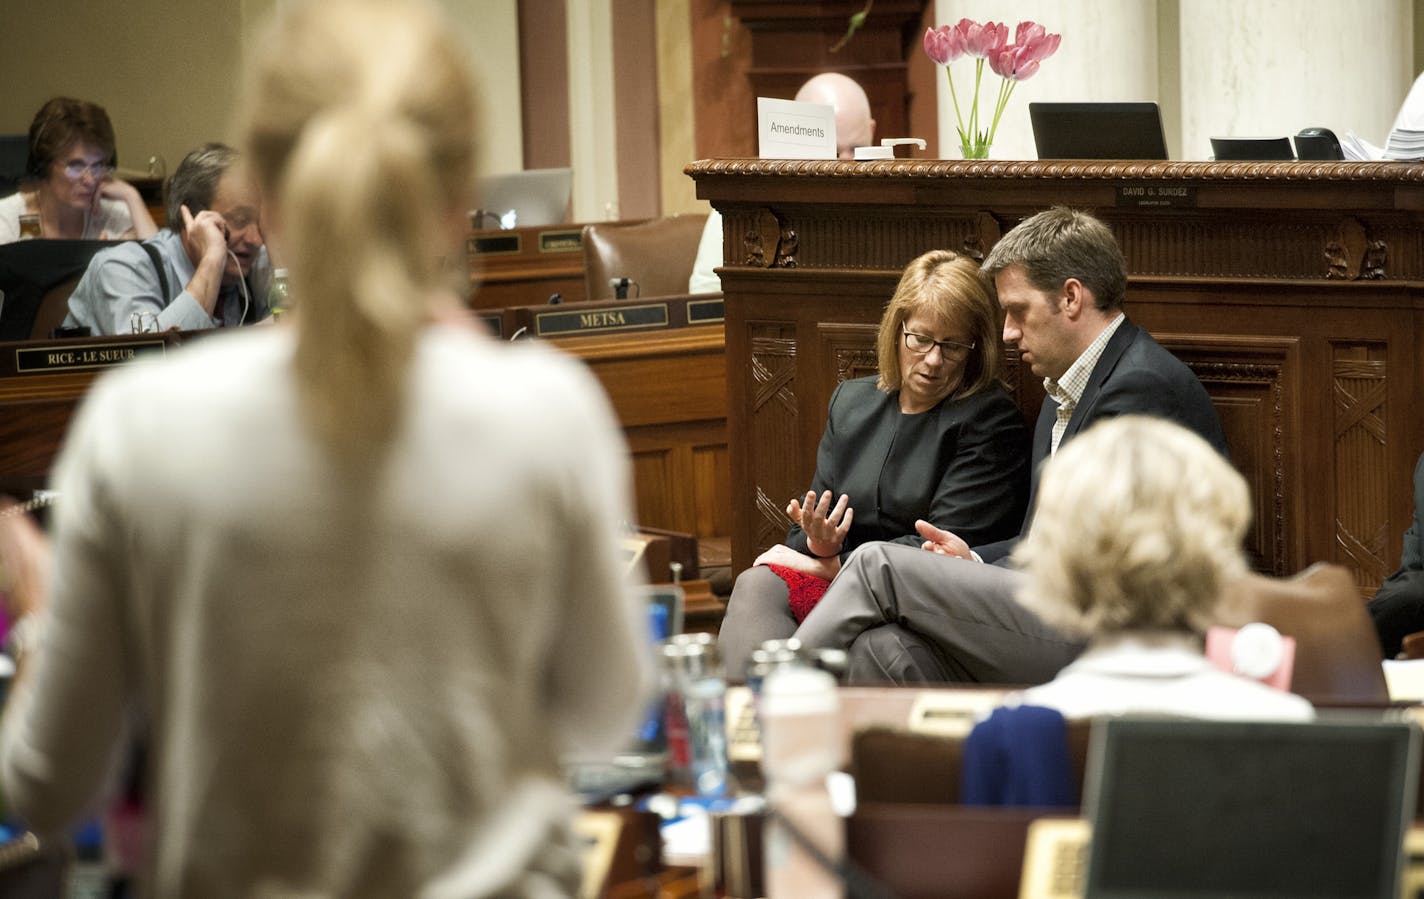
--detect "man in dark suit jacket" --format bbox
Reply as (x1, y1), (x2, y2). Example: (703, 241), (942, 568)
(792, 207), (1228, 683)
(1368, 452), (1424, 657)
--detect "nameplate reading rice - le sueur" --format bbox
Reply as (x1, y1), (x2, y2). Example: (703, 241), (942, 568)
(1116, 183), (1197, 208)
(15, 339), (165, 375)
(534, 302), (669, 337)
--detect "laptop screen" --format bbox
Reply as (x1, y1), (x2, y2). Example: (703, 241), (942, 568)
(1029, 102), (1169, 160)
(1083, 717), (1419, 899)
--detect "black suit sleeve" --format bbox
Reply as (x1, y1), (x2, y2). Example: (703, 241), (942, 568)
(1369, 453), (1424, 656)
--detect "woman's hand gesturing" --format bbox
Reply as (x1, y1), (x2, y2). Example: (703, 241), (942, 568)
(787, 489), (853, 559)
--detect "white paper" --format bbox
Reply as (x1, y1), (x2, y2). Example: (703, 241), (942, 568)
(757, 97), (836, 160)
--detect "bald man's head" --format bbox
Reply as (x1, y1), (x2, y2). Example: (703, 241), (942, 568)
(795, 72), (876, 159)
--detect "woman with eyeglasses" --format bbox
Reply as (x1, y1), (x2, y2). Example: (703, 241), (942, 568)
(0, 97), (158, 243)
(718, 249), (1031, 678)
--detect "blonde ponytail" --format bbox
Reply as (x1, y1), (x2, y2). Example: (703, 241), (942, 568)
(239, 0), (479, 457)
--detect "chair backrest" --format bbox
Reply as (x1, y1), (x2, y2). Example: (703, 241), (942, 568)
(1214, 562), (1389, 704)
(581, 214), (707, 301)
(0, 239), (114, 341)
(29, 274), (81, 340)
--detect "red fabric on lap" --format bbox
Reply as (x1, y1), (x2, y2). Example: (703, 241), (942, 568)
(766, 563), (832, 624)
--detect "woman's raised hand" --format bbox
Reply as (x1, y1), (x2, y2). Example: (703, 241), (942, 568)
(787, 489), (853, 559)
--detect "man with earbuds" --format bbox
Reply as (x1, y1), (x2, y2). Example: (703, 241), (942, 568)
(65, 142), (271, 335)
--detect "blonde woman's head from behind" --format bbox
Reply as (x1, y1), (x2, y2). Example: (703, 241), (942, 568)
(239, 0), (480, 451)
(1012, 415), (1250, 638)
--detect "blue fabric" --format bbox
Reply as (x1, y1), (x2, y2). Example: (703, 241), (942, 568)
(961, 705), (1076, 807)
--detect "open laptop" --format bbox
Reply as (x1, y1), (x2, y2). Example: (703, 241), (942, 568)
(563, 584), (684, 803)
(473, 167), (572, 230)
(1026, 716), (1421, 899)
(1029, 102), (1169, 160)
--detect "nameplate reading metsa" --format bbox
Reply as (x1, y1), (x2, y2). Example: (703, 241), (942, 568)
(534, 302), (669, 337)
(16, 339), (165, 374)
(688, 298), (725, 324)
(1116, 183), (1197, 208)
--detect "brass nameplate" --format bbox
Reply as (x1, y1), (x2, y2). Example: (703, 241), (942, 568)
(469, 234), (521, 256)
(535, 302), (669, 337)
(539, 229), (582, 253)
(16, 339), (165, 374)
(1116, 183), (1197, 208)
(688, 298), (725, 324)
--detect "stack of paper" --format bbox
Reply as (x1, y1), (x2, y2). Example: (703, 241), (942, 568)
(1384, 128), (1424, 160)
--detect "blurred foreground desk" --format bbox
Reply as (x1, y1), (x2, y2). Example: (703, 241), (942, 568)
(689, 157), (1424, 596)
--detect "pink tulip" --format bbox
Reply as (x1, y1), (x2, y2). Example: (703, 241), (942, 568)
(959, 19), (1008, 58)
(923, 25), (964, 65)
(1013, 20), (1061, 65)
(990, 43), (1048, 82)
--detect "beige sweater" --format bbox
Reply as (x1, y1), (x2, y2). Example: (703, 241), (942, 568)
(1, 325), (652, 897)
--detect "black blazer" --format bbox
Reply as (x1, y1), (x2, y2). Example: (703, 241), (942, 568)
(785, 376), (1030, 557)
(976, 318), (1228, 564)
(1368, 452), (1424, 656)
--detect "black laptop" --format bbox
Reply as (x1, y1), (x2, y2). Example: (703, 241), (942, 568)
(1029, 102), (1169, 160)
(1081, 717), (1420, 899)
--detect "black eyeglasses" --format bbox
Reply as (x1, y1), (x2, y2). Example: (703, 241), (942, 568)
(902, 326), (975, 358)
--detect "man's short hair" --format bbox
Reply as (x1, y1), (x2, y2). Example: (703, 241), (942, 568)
(165, 143), (238, 229)
(981, 206), (1128, 311)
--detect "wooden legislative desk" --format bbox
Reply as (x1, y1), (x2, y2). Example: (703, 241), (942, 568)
(687, 157), (1424, 596)
(467, 221), (588, 310)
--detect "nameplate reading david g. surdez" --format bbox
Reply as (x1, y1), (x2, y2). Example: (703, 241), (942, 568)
(17, 339), (165, 374)
(534, 303), (669, 337)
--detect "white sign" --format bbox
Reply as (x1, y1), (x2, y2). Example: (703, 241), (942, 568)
(757, 97), (836, 160)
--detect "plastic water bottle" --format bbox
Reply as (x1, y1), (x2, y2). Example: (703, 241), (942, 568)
(759, 662), (843, 899)
(269, 268), (291, 319)
(660, 633), (730, 797)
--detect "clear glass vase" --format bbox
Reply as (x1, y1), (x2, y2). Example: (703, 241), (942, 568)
(960, 142), (992, 159)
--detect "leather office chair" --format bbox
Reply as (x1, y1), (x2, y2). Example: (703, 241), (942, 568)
(581, 214), (708, 302)
(1215, 562), (1390, 705)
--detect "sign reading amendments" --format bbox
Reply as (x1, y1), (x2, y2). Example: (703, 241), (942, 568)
(534, 302), (669, 337)
(16, 339), (165, 374)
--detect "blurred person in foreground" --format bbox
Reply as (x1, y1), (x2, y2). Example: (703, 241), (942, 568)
(1011, 415), (1313, 720)
(0, 97), (158, 243)
(0, 1), (651, 896)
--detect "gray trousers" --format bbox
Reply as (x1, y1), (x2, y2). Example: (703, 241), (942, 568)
(792, 542), (1086, 685)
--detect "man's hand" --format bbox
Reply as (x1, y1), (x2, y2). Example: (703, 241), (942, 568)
(179, 204), (230, 314)
(915, 519), (974, 560)
(787, 489), (853, 559)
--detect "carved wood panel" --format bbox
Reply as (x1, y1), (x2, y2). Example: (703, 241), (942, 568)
(1164, 335), (1299, 577)
(1332, 346), (1390, 599)
(749, 326), (799, 550)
